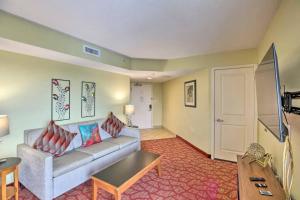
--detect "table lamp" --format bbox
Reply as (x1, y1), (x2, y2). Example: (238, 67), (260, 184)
(0, 115), (9, 164)
(125, 105), (135, 127)
(0, 115), (9, 138)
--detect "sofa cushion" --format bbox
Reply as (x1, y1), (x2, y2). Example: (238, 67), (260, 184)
(101, 112), (125, 138)
(67, 124), (83, 149)
(65, 133), (82, 152)
(76, 141), (119, 160)
(99, 127), (113, 140)
(105, 136), (138, 149)
(53, 151), (93, 177)
(33, 121), (77, 157)
(79, 123), (102, 147)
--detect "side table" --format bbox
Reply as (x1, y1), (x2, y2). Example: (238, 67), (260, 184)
(0, 157), (21, 200)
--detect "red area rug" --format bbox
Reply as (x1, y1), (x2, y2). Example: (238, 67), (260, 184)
(19, 138), (238, 200)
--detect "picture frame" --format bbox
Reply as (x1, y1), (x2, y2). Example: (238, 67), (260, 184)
(51, 79), (70, 121)
(184, 80), (196, 107)
(81, 81), (96, 118)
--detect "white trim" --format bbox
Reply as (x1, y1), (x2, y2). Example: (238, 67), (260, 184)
(149, 84), (154, 129)
(210, 64), (256, 160)
(210, 67), (215, 160)
(253, 64), (258, 143)
(211, 64), (256, 71)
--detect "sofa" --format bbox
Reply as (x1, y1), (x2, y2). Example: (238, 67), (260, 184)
(17, 118), (140, 200)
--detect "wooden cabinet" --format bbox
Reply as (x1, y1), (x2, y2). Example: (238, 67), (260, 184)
(237, 155), (285, 200)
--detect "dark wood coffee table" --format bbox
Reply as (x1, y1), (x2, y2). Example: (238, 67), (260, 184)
(92, 151), (161, 200)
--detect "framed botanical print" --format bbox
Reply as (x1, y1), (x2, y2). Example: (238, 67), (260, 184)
(184, 80), (196, 107)
(81, 81), (96, 118)
(51, 79), (70, 121)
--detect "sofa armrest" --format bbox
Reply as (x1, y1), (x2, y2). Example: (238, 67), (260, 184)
(17, 144), (53, 200)
(120, 127), (141, 150)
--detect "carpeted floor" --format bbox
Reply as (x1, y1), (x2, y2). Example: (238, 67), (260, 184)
(19, 138), (238, 200)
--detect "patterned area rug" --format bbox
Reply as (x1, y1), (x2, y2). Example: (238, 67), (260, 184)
(20, 138), (238, 200)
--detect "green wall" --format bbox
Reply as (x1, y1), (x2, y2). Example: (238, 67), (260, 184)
(163, 68), (211, 153)
(130, 59), (166, 71)
(257, 0), (300, 198)
(0, 50), (130, 158)
(164, 48), (257, 71)
(152, 83), (163, 127)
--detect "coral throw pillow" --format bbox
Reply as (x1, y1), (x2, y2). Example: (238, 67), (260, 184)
(33, 121), (77, 156)
(79, 123), (102, 147)
(101, 112), (125, 138)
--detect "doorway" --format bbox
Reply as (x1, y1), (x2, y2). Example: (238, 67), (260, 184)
(130, 83), (153, 129)
(212, 65), (256, 161)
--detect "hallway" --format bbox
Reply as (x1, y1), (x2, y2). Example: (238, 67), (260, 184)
(140, 128), (176, 141)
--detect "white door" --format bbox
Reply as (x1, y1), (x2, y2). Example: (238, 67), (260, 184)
(214, 67), (255, 161)
(130, 84), (153, 129)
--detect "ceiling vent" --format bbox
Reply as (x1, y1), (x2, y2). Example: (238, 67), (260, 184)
(83, 45), (101, 57)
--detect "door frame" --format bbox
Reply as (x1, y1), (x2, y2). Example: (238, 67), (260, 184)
(130, 82), (153, 129)
(210, 64), (257, 160)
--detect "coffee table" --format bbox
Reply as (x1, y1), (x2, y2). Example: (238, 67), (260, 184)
(92, 151), (161, 200)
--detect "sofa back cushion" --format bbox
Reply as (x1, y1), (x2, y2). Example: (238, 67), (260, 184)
(25, 128), (45, 147)
(67, 119), (112, 149)
(24, 118), (112, 152)
(24, 122), (69, 143)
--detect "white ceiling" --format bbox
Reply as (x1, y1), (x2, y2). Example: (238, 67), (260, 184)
(0, 0), (280, 59)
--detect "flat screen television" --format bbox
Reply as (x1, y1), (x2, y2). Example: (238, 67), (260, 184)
(255, 43), (288, 142)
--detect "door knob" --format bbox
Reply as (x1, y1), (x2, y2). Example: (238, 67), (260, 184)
(216, 119), (224, 122)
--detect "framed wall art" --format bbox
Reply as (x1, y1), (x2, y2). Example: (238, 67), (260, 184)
(184, 80), (196, 107)
(81, 81), (96, 118)
(51, 79), (70, 121)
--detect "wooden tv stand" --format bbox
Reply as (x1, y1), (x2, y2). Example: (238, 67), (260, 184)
(237, 155), (286, 200)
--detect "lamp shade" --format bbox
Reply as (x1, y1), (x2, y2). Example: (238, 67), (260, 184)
(125, 105), (135, 115)
(0, 115), (9, 137)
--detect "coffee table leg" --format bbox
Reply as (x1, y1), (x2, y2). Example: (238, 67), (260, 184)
(93, 180), (98, 200)
(15, 167), (19, 200)
(157, 160), (161, 177)
(1, 172), (6, 200)
(115, 190), (121, 200)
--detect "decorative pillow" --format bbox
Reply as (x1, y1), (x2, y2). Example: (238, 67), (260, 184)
(101, 112), (125, 138)
(33, 121), (77, 157)
(79, 123), (101, 147)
